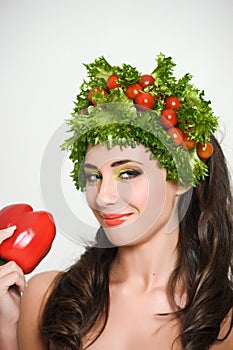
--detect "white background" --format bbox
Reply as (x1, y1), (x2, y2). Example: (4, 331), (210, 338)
(0, 0), (233, 278)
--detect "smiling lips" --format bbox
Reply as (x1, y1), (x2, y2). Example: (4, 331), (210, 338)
(102, 213), (133, 227)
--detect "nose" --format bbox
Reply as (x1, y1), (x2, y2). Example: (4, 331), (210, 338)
(96, 174), (119, 207)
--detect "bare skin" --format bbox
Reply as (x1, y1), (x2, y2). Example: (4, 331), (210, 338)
(84, 238), (183, 350)
(18, 144), (233, 349)
(18, 266), (233, 350)
(0, 227), (25, 350)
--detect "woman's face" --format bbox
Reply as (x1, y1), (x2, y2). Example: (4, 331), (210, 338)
(84, 143), (180, 246)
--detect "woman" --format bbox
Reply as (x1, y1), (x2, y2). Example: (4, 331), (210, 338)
(0, 226), (25, 350)
(18, 54), (233, 349)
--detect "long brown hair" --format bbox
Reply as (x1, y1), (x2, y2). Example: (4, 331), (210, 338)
(40, 135), (233, 350)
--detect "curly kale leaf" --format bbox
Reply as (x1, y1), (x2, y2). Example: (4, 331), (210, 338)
(83, 56), (113, 80)
(113, 63), (141, 87)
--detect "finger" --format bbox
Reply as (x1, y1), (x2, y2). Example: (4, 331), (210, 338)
(0, 272), (25, 296)
(0, 261), (23, 278)
(0, 262), (26, 293)
(0, 225), (17, 244)
(0, 271), (26, 295)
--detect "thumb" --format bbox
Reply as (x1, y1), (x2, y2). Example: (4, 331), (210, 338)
(0, 226), (17, 244)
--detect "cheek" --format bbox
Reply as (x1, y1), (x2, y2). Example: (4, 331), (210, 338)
(147, 179), (167, 210)
(137, 169), (167, 217)
(85, 185), (99, 210)
(129, 177), (149, 212)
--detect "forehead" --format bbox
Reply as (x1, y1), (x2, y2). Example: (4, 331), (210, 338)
(84, 143), (153, 167)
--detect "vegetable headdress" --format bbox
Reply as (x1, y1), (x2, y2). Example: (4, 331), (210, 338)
(62, 53), (218, 190)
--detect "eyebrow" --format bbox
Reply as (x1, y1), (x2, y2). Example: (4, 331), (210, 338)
(84, 159), (143, 170)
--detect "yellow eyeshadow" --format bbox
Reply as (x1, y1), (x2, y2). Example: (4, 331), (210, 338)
(114, 167), (143, 180)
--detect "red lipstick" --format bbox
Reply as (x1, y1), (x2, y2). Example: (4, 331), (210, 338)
(102, 213), (132, 227)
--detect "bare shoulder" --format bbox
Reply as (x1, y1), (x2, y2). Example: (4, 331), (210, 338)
(26, 270), (60, 294)
(21, 270), (61, 311)
(18, 270), (61, 350)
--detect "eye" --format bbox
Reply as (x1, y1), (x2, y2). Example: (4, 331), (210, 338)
(118, 169), (142, 180)
(85, 172), (102, 183)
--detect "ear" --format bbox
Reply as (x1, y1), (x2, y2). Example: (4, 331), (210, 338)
(166, 184), (193, 234)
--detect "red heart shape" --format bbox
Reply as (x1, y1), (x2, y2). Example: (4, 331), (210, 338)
(0, 203), (56, 274)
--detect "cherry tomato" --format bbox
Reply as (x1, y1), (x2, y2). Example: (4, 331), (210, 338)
(167, 127), (183, 145)
(196, 142), (214, 159)
(183, 134), (196, 149)
(165, 96), (182, 110)
(107, 74), (121, 90)
(126, 83), (142, 100)
(139, 74), (155, 89)
(88, 87), (108, 105)
(135, 92), (155, 109)
(160, 109), (178, 128)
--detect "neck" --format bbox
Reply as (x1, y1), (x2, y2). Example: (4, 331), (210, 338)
(110, 227), (179, 291)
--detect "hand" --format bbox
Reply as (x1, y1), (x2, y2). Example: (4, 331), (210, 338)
(0, 226), (17, 244)
(0, 227), (26, 325)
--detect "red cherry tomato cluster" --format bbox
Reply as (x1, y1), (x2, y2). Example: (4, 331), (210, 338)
(159, 97), (183, 140)
(88, 74), (214, 160)
(159, 95), (213, 160)
(108, 73), (156, 110)
(160, 96), (190, 148)
(125, 75), (156, 109)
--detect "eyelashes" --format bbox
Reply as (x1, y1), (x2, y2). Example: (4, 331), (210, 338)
(85, 168), (143, 184)
(117, 169), (143, 180)
(85, 172), (102, 183)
